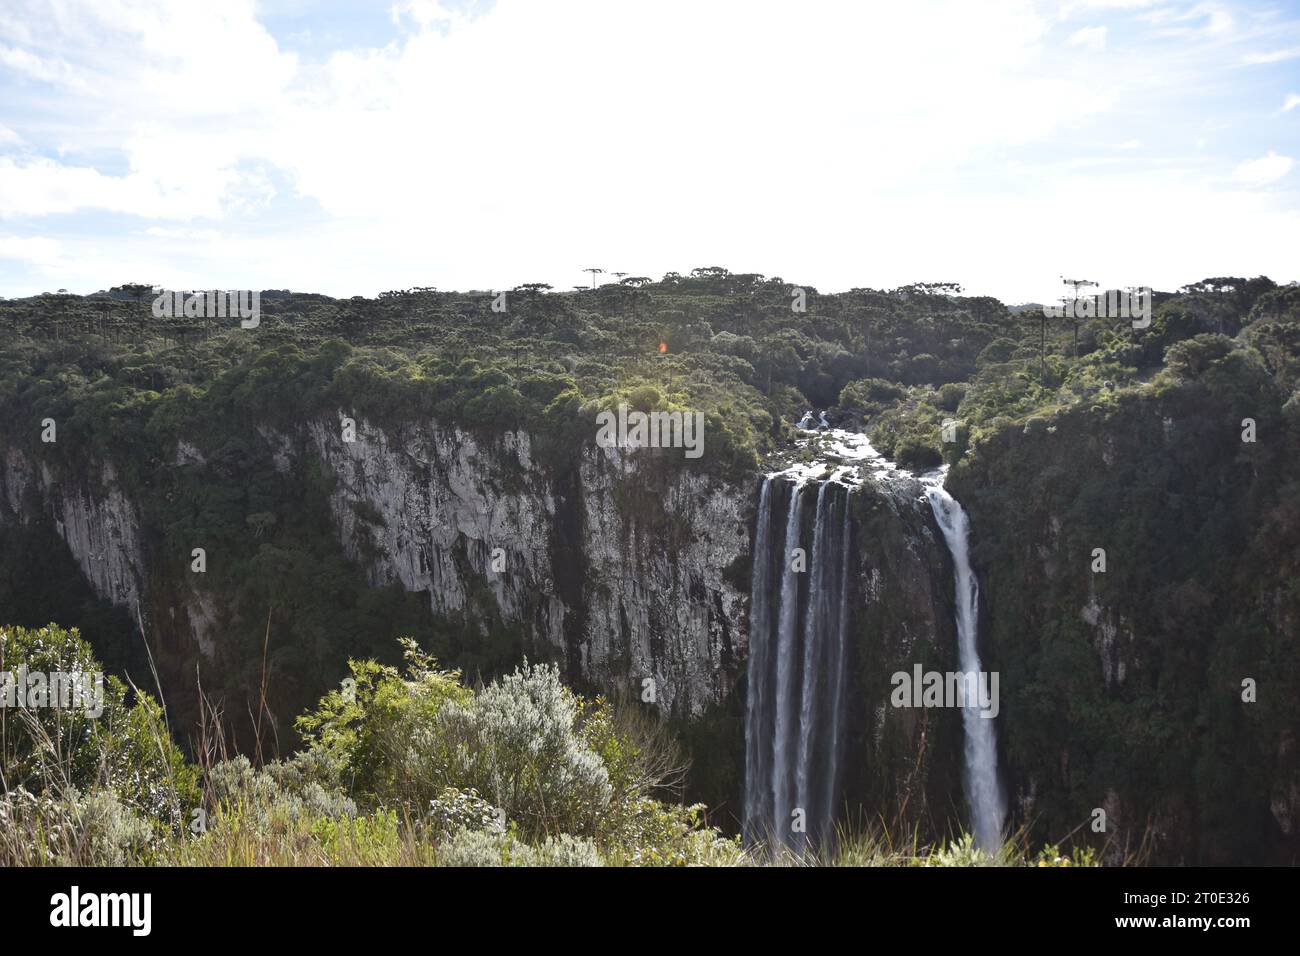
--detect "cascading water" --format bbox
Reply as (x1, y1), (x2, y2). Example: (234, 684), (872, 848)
(744, 476), (852, 851)
(747, 424), (1007, 855)
(821, 498), (851, 831)
(923, 481), (1007, 851)
(794, 483), (831, 825)
(742, 480), (775, 844)
(771, 480), (804, 841)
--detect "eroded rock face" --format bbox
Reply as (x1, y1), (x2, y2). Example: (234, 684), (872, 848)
(307, 419), (564, 629)
(297, 416), (750, 717)
(3, 421), (752, 718)
(1, 448), (146, 614)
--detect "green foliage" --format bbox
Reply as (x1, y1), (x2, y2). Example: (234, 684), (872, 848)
(425, 786), (502, 838)
(206, 754), (357, 832)
(293, 639), (472, 808)
(434, 661), (612, 838)
(0, 623), (198, 831)
(0, 786), (155, 866)
(290, 639), (737, 859)
(948, 319), (1300, 862)
(1163, 333), (1235, 380)
(435, 827), (602, 867)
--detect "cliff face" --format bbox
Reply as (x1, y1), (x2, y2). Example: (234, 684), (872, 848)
(951, 386), (1300, 864)
(843, 474), (965, 833)
(2, 447), (147, 614)
(306, 416), (749, 716)
(1, 417), (752, 720)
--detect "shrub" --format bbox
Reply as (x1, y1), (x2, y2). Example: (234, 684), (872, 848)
(435, 661), (612, 838)
(895, 438), (943, 470)
(206, 755), (357, 833)
(426, 786), (503, 839)
(0, 624), (198, 832)
(601, 797), (743, 867)
(0, 786), (153, 866)
(294, 639), (472, 810)
(436, 827), (602, 867)
(937, 382), (966, 412)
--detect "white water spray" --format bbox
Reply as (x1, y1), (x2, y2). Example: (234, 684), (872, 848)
(771, 481), (804, 838)
(743, 480), (775, 843)
(923, 481), (1007, 852)
(745, 476), (852, 851)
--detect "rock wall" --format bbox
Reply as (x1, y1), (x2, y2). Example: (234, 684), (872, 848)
(1, 447), (147, 615)
(306, 415), (750, 716)
(2, 417), (753, 719)
(951, 390), (1300, 863)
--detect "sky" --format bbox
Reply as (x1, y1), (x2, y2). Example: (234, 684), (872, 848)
(0, 0), (1297, 304)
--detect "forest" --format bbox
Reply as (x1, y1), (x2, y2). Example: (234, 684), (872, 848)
(1, 269), (1297, 865)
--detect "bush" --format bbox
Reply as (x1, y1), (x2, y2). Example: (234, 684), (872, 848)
(0, 786), (153, 866)
(937, 382), (966, 411)
(425, 786), (503, 839)
(435, 661), (612, 838)
(437, 827), (602, 867)
(894, 438), (943, 470)
(294, 639), (472, 811)
(207, 755), (357, 833)
(1163, 333), (1236, 380)
(0, 624), (198, 832)
(291, 639), (734, 861)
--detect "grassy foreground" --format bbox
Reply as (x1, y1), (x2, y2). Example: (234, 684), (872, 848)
(0, 623), (1097, 867)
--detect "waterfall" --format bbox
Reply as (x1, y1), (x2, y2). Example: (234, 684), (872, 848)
(771, 480), (804, 841)
(924, 482), (1007, 852)
(821, 495), (851, 831)
(745, 476), (852, 851)
(742, 480), (775, 844)
(794, 484), (830, 829)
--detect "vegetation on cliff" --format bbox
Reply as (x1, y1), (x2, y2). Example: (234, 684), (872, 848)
(2, 623), (1092, 867)
(1, 270), (1297, 862)
(0, 272), (1025, 748)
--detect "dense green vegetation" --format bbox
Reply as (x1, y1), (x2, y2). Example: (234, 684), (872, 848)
(948, 282), (1300, 863)
(0, 271), (1028, 748)
(1, 623), (1094, 867)
(2, 269), (1296, 862)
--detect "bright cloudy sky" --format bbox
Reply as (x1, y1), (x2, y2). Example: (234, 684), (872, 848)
(0, 0), (1297, 302)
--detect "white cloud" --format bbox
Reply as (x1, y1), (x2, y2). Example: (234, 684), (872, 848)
(0, 1), (1114, 229)
(0, 235), (67, 271)
(0, 0), (1296, 299)
(1231, 151), (1294, 186)
(0, 43), (83, 87)
(0, 156), (229, 219)
(1243, 46), (1300, 65)
(143, 226), (225, 242)
(1141, 2), (1233, 36)
(1057, 0), (1157, 19)
(1284, 93), (1300, 112)
(1067, 25), (1108, 51)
